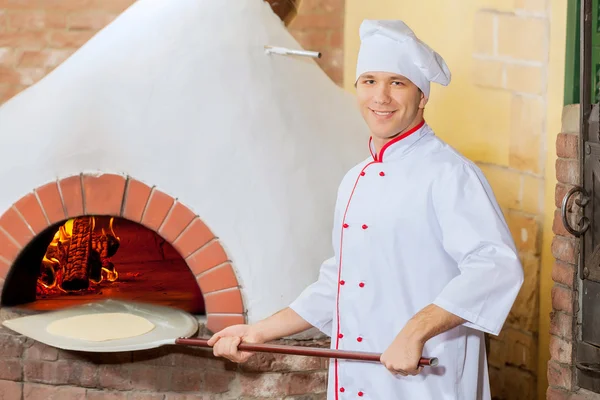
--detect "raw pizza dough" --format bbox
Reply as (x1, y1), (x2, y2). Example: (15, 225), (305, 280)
(46, 312), (155, 342)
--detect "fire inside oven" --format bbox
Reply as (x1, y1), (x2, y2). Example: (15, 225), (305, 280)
(38, 216), (119, 293)
(1, 216), (205, 314)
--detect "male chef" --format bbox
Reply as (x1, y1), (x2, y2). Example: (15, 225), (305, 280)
(207, 19), (524, 399)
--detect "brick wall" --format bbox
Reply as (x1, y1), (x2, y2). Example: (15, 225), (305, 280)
(0, 0), (345, 106)
(0, 315), (330, 399)
(547, 105), (600, 400)
(471, 2), (550, 398)
(287, 0), (344, 85)
(0, 0), (133, 104)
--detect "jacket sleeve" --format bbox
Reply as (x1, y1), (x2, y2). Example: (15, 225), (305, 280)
(431, 162), (524, 336)
(288, 256), (338, 336)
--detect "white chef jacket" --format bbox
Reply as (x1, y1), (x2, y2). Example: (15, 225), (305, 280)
(289, 121), (524, 400)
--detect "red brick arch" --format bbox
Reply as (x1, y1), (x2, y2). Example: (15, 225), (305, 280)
(0, 173), (245, 333)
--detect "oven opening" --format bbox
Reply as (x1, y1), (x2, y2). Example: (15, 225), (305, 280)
(1, 216), (205, 315)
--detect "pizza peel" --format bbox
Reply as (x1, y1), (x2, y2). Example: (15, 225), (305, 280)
(1, 299), (438, 367)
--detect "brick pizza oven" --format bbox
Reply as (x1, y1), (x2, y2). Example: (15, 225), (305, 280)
(0, 0), (369, 398)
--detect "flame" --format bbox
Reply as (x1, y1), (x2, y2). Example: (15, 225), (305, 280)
(37, 216), (121, 295)
(103, 267), (118, 282)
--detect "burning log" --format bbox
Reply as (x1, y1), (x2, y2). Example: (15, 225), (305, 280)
(37, 216), (120, 294)
(102, 233), (120, 281)
(61, 217), (93, 291)
(90, 231), (120, 283)
(39, 259), (57, 287)
(88, 251), (103, 284)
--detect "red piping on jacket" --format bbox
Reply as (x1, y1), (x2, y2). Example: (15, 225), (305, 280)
(369, 119), (425, 162)
(334, 160), (377, 399)
(334, 120), (426, 397)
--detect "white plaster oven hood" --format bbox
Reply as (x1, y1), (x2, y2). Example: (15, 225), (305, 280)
(0, 0), (368, 324)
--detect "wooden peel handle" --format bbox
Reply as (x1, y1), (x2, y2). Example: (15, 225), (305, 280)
(175, 338), (438, 367)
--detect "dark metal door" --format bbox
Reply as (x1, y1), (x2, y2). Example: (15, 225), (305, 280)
(571, 103), (600, 393)
(574, 104), (600, 393)
(560, 0), (600, 392)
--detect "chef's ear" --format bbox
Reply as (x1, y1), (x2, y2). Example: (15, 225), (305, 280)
(419, 90), (427, 108)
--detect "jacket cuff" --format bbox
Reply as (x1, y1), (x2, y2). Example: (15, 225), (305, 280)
(288, 301), (333, 337)
(433, 297), (502, 336)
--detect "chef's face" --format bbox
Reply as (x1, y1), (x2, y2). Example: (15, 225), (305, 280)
(355, 72), (426, 140)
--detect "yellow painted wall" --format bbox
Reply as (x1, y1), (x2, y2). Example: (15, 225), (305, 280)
(344, 1), (512, 166)
(343, 1), (567, 398)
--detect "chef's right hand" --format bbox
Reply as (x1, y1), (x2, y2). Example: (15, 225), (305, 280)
(207, 324), (264, 363)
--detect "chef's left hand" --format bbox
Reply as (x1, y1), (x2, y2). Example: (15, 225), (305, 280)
(380, 328), (425, 376)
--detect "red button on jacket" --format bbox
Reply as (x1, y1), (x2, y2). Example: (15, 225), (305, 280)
(360, 171), (365, 176)
(357, 337), (363, 342)
(340, 280), (345, 285)
(358, 391), (364, 397)
(340, 387), (345, 393)
(362, 224), (368, 230)
(379, 171), (385, 176)
(359, 282), (365, 288)
(343, 223), (349, 228)
(338, 333), (344, 339)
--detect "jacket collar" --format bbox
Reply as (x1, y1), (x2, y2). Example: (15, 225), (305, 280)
(369, 120), (431, 162)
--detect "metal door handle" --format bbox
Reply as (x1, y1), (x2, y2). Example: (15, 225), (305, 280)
(577, 362), (600, 373)
(561, 186), (590, 237)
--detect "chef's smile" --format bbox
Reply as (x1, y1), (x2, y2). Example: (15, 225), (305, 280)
(370, 109), (397, 119)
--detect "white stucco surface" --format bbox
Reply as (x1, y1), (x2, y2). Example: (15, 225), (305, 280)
(0, 0), (368, 322)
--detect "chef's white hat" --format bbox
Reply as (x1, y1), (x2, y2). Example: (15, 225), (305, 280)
(355, 20), (451, 98)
